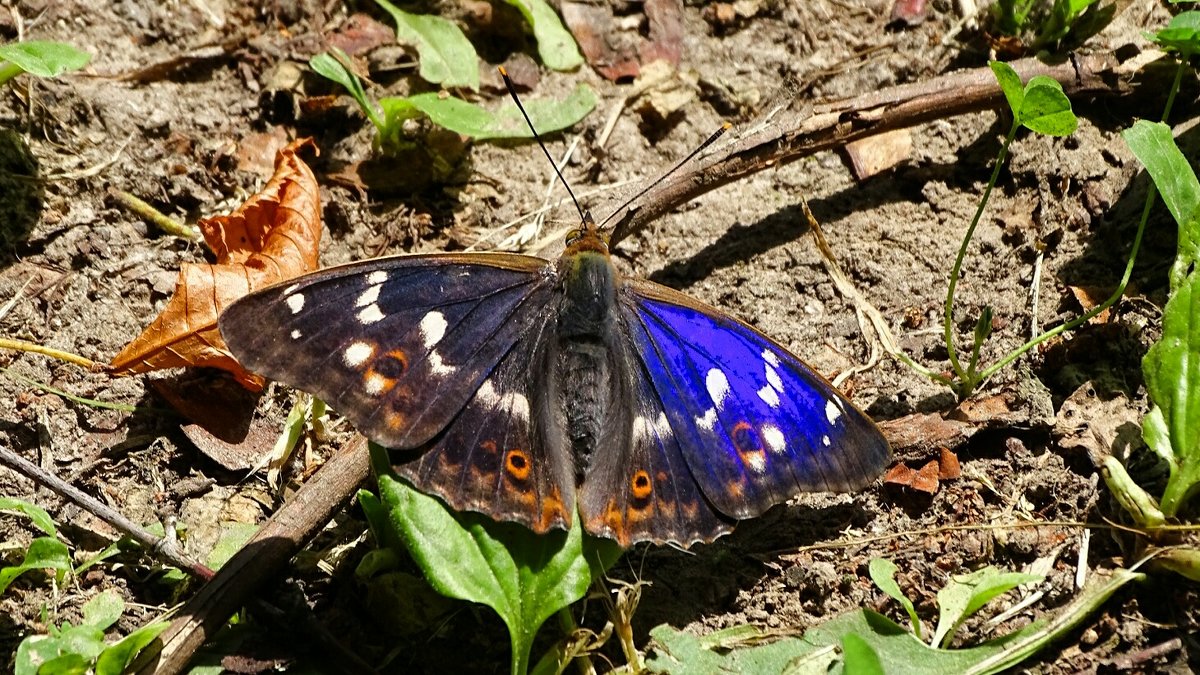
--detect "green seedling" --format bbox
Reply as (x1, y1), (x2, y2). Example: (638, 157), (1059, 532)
(310, 49), (596, 153)
(0, 497), (72, 596)
(365, 442), (622, 675)
(13, 590), (169, 675)
(990, 0), (1114, 51)
(896, 61), (1079, 398)
(646, 565), (1141, 674)
(0, 40), (90, 87)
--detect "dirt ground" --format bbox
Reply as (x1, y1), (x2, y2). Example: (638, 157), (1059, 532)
(0, 0), (1197, 673)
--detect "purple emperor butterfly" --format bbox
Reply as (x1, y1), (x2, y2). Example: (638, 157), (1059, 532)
(219, 212), (890, 547)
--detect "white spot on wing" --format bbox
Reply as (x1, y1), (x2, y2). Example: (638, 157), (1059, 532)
(285, 293), (305, 314)
(428, 349), (456, 376)
(745, 451), (767, 473)
(825, 400), (842, 424)
(290, 329), (302, 340)
(283, 283), (301, 295)
(365, 373), (388, 396)
(705, 368), (731, 407)
(655, 412), (671, 437)
(762, 424), (786, 453)
(420, 311), (448, 347)
(343, 341), (374, 367)
(757, 384), (780, 408)
(765, 364), (784, 392)
(477, 379), (500, 406)
(507, 392), (530, 420)
(367, 270), (388, 285)
(633, 415), (652, 442)
(696, 407), (718, 431)
(762, 349), (780, 367)
(357, 304), (385, 324)
(822, 435), (831, 447)
(356, 284), (380, 307)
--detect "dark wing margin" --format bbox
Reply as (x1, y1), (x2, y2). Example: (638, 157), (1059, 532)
(620, 279), (890, 520)
(219, 253), (554, 449)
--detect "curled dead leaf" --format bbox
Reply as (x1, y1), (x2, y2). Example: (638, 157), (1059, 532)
(111, 138), (322, 391)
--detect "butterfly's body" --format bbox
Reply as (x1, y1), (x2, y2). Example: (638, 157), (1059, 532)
(220, 221), (890, 547)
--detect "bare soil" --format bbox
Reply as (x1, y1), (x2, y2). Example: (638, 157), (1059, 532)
(0, 0), (1196, 673)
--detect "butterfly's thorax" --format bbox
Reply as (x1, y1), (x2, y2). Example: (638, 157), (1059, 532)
(555, 243), (619, 482)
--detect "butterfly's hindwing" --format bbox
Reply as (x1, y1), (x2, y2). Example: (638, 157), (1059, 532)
(621, 281), (890, 520)
(393, 313), (576, 534)
(576, 329), (734, 547)
(219, 254), (553, 449)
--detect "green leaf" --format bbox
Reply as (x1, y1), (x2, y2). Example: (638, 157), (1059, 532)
(205, 522), (259, 571)
(0, 536), (72, 595)
(988, 61), (1025, 118)
(503, 0), (583, 71)
(74, 539), (124, 576)
(1141, 270), (1200, 516)
(15, 625), (106, 675)
(1100, 455), (1166, 528)
(1123, 120), (1200, 289)
(1016, 76), (1077, 136)
(0, 41), (90, 78)
(0, 496), (58, 536)
(868, 558), (922, 638)
(931, 567), (1042, 648)
(373, 0), (480, 90)
(309, 50), (384, 130)
(379, 83), (596, 141)
(645, 623), (836, 673)
(1149, 11), (1200, 56)
(94, 620), (171, 675)
(842, 633), (886, 674)
(81, 590), (124, 631)
(371, 442), (606, 675)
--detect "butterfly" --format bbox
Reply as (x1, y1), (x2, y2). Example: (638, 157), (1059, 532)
(218, 215), (890, 547)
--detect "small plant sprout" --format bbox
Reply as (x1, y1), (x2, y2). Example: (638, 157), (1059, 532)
(0, 40), (90, 87)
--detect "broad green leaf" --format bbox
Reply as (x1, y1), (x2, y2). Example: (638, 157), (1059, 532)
(1149, 11), (1200, 56)
(15, 624), (106, 675)
(81, 590), (124, 631)
(0, 496), (58, 536)
(931, 567), (1042, 648)
(0, 536), (72, 595)
(1141, 270), (1200, 516)
(94, 620), (171, 675)
(1016, 77), (1076, 136)
(371, 442), (609, 675)
(379, 83), (596, 140)
(645, 624), (834, 674)
(988, 61), (1024, 117)
(309, 50), (384, 130)
(205, 522), (259, 570)
(1123, 120), (1200, 289)
(373, 0), (480, 90)
(841, 633), (886, 675)
(868, 558), (922, 638)
(504, 0), (583, 70)
(0, 41), (90, 78)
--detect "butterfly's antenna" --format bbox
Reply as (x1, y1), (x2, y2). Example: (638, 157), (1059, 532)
(499, 66), (590, 226)
(595, 122), (732, 230)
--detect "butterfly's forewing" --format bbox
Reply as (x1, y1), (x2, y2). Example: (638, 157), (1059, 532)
(620, 280), (890, 520)
(392, 313), (577, 534)
(219, 253), (553, 449)
(576, 330), (734, 547)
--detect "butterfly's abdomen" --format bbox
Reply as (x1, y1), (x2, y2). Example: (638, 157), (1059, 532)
(556, 251), (620, 482)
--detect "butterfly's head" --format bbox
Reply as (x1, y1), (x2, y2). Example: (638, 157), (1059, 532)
(563, 210), (610, 256)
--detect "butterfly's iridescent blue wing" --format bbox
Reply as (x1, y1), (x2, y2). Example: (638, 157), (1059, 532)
(391, 311), (577, 534)
(218, 253), (554, 450)
(619, 279), (890, 520)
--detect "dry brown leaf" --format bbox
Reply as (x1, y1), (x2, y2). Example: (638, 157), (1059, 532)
(111, 138), (322, 390)
(884, 459), (940, 494)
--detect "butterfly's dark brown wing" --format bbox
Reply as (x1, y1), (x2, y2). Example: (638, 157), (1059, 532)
(577, 323), (734, 547)
(392, 312), (576, 533)
(219, 253), (554, 449)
